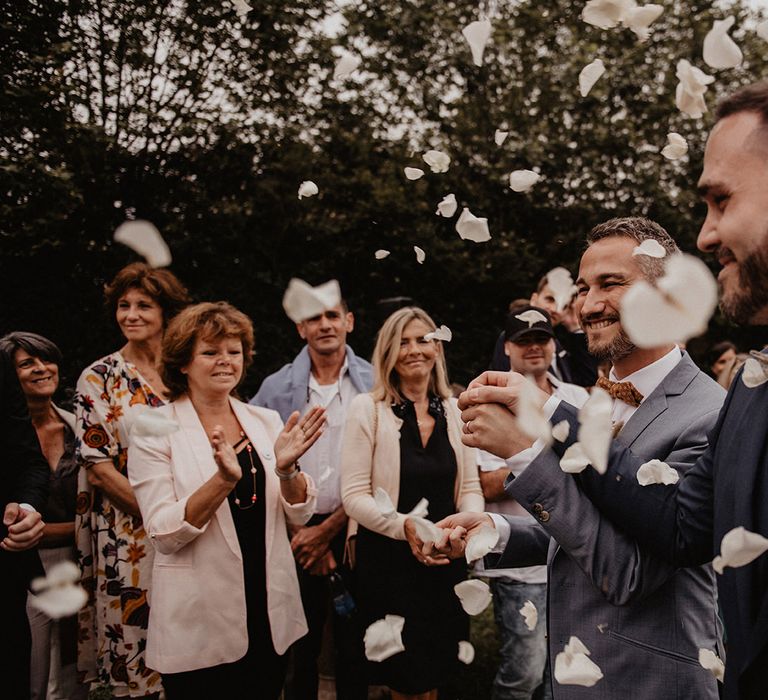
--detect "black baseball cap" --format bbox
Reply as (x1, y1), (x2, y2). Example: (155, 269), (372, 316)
(504, 305), (555, 343)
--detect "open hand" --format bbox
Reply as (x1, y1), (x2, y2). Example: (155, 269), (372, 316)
(211, 426), (241, 484)
(275, 407), (326, 473)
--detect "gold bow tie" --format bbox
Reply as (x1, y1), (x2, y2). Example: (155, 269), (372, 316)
(596, 376), (644, 408)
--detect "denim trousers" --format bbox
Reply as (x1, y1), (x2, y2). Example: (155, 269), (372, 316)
(489, 578), (552, 700)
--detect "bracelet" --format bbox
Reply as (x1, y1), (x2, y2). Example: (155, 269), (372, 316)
(275, 461), (302, 481)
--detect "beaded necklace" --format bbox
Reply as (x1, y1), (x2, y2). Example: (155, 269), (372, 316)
(232, 431), (258, 509)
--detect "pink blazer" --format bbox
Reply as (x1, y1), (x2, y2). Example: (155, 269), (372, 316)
(128, 396), (316, 673)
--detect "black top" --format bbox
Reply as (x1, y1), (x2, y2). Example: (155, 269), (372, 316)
(44, 422), (79, 524)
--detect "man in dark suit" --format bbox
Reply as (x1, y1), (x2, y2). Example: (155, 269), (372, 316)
(1, 349), (50, 699)
(453, 81), (768, 699)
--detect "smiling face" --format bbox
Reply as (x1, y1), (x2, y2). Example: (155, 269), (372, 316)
(116, 288), (164, 344)
(505, 332), (555, 378)
(575, 236), (643, 362)
(697, 111), (768, 326)
(393, 319), (439, 384)
(297, 305), (354, 357)
(14, 348), (59, 400)
(182, 335), (244, 397)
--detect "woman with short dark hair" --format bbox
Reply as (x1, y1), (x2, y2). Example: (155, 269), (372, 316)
(74, 263), (190, 698)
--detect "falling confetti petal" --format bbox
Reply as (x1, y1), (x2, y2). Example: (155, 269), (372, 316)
(282, 278), (342, 324)
(623, 4), (664, 41)
(436, 193), (458, 218)
(414, 246), (426, 264)
(546, 267), (577, 312)
(575, 388), (613, 474)
(374, 487), (397, 519)
(758, 20), (768, 42)
(230, 0), (252, 18)
(364, 615), (406, 662)
(552, 420), (570, 443)
(660, 132), (688, 160)
(579, 59), (606, 97)
(560, 442), (591, 473)
(131, 410), (180, 438)
(520, 600), (538, 631)
(675, 59), (714, 118)
(554, 636), (604, 687)
(465, 525), (500, 563)
(458, 641), (475, 664)
(424, 325), (452, 342)
(333, 51), (361, 80)
(581, 0), (634, 29)
(517, 376), (553, 446)
(113, 220), (171, 268)
(29, 561), (88, 619)
(637, 459), (680, 486)
(509, 170), (541, 193)
(621, 253), (718, 347)
(703, 16), (743, 70)
(423, 150), (451, 173)
(698, 649), (725, 681)
(632, 239), (668, 258)
(515, 310), (548, 328)
(407, 498), (429, 519)
(298, 181), (319, 199)
(494, 129), (509, 146)
(712, 526), (768, 574)
(375, 249), (391, 260)
(411, 516), (441, 543)
(462, 19), (492, 67)
(742, 356), (768, 388)
(455, 208), (491, 243)
(454, 579), (492, 615)
(404, 167), (425, 181)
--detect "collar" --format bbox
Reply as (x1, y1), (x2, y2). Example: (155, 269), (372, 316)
(609, 346), (682, 401)
(308, 358), (349, 395)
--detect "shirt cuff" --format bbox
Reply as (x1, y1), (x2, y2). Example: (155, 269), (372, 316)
(543, 394), (561, 420)
(488, 513), (511, 553)
(18, 503), (36, 513)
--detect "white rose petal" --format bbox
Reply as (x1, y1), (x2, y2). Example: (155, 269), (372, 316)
(623, 4), (664, 42)
(546, 267), (577, 312)
(560, 442), (591, 473)
(424, 325), (452, 342)
(455, 208), (491, 243)
(423, 149), (451, 173)
(407, 498), (429, 519)
(698, 649), (725, 682)
(364, 615), (406, 662)
(298, 180), (319, 199)
(621, 253), (718, 348)
(660, 132), (688, 160)
(113, 220), (171, 268)
(411, 516), (441, 544)
(462, 19), (492, 67)
(282, 278), (342, 324)
(375, 249), (391, 260)
(712, 526), (768, 574)
(509, 169), (541, 193)
(404, 167), (425, 181)
(494, 129), (509, 146)
(131, 411), (180, 438)
(581, 0), (634, 29)
(675, 59), (714, 119)
(458, 641), (475, 665)
(742, 357), (768, 388)
(579, 58), (606, 98)
(374, 487), (397, 520)
(515, 309), (548, 328)
(465, 525), (500, 564)
(436, 193), (458, 218)
(576, 388), (613, 474)
(29, 585), (88, 619)
(520, 600), (538, 631)
(552, 420), (570, 443)
(333, 51), (361, 80)
(414, 246), (426, 264)
(632, 239), (668, 258)
(554, 636), (604, 687)
(758, 20), (768, 42)
(637, 459), (680, 486)
(703, 16), (743, 70)
(318, 465), (332, 485)
(31, 561), (80, 592)
(231, 0), (252, 19)
(454, 579), (493, 615)
(517, 376), (553, 446)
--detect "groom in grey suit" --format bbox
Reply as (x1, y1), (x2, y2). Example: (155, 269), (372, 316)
(440, 218), (725, 699)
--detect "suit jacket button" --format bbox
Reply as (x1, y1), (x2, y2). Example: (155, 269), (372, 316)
(539, 510), (550, 523)
(532, 503), (544, 515)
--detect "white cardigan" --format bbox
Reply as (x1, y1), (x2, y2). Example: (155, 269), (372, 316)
(128, 396), (316, 673)
(340, 393), (484, 543)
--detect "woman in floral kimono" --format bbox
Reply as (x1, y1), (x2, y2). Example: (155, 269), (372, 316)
(74, 263), (190, 697)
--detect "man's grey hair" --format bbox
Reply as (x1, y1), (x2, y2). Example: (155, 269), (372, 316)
(586, 217), (680, 282)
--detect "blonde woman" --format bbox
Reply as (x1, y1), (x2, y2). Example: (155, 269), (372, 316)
(341, 307), (483, 700)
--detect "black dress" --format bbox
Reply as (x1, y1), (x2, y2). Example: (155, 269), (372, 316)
(162, 437), (287, 699)
(355, 397), (469, 694)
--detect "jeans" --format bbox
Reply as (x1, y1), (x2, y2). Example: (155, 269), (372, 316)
(490, 579), (552, 700)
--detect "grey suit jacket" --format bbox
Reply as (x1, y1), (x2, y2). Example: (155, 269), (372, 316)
(496, 353), (725, 699)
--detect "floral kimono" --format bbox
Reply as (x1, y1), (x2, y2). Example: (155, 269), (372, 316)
(74, 352), (164, 696)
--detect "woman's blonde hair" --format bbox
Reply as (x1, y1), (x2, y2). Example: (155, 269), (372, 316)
(370, 307), (451, 403)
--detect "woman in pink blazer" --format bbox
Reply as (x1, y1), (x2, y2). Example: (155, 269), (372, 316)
(128, 302), (323, 699)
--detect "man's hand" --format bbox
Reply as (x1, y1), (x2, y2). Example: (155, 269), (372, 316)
(459, 371), (549, 416)
(291, 524), (332, 569)
(404, 518), (451, 567)
(307, 549), (337, 576)
(430, 512), (496, 561)
(1, 503), (44, 552)
(460, 403), (534, 458)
